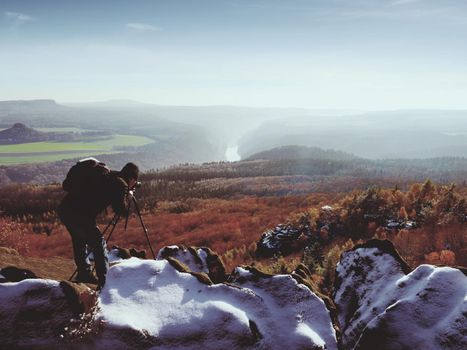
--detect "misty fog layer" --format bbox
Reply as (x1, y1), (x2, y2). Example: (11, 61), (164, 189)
(225, 145), (241, 162)
(1, 100), (466, 164)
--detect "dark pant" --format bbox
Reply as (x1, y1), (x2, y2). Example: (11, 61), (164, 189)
(65, 221), (109, 283)
(58, 197), (109, 286)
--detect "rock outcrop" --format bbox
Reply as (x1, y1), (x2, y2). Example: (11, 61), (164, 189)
(256, 224), (303, 257)
(0, 265), (38, 282)
(229, 265), (338, 350)
(157, 244), (228, 283)
(1, 241), (465, 349)
(334, 239), (467, 350)
(92, 258), (337, 349)
(109, 245), (147, 260)
(0, 279), (94, 349)
(0, 245), (337, 349)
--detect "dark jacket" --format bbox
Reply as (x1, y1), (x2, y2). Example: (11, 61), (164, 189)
(58, 171), (128, 225)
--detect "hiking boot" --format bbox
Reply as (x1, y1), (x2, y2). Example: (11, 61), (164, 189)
(76, 272), (98, 284)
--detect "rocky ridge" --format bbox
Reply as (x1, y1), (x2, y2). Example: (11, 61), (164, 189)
(0, 240), (466, 349)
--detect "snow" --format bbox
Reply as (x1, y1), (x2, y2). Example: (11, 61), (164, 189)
(0, 278), (60, 301)
(334, 244), (467, 350)
(107, 248), (123, 263)
(230, 266), (337, 350)
(93, 258), (337, 349)
(4, 240), (464, 349)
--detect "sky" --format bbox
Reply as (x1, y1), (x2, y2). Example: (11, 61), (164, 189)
(1, 0), (466, 109)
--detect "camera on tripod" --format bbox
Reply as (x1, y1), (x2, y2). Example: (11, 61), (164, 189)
(131, 181), (142, 190)
(127, 181), (142, 197)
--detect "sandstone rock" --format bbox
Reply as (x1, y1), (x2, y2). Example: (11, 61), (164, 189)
(110, 245), (146, 260)
(60, 280), (96, 315)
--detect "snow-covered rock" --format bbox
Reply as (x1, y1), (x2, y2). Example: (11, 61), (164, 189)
(229, 266), (338, 350)
(334, 239), (467, 350)
(256, 224), (303, 257)
(157, 244), (227, 283)
(91, 257), (337, 349)
(0, 279), (95, 348)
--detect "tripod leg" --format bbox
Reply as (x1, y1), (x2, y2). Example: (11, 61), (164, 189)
(104, 214), (121, 244)
(102, 212), (120, 236)
(131, 196), (156, 259)
(124, 197), (132, 231)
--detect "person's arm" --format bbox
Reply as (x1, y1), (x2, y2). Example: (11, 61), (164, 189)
(110, 177), (129, 216)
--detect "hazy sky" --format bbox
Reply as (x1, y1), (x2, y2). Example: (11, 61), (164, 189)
(1, 0), (466, 109)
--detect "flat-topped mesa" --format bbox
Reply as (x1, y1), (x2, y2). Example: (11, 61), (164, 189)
(0, 99), (59, 109)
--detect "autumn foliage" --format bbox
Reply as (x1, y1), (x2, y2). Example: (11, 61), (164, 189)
(0, 172), (465, 278)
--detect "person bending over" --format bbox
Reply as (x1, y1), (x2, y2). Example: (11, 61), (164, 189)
(58, 159), (139, 289)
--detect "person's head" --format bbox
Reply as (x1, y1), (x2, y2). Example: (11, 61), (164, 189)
(120, 162), (139, 187)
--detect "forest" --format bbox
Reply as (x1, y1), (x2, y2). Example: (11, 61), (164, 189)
(0, 152), (465, 296)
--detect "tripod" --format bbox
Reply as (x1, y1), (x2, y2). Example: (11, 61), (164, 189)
(68, 190), (156, 282)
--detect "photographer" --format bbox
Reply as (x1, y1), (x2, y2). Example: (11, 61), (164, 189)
(58, 161), (139, 289)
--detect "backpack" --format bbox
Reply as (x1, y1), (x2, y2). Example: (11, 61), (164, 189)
(62, 157), (110, 194)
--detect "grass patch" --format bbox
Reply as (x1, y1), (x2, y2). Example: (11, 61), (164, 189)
(0, 247), (75, 281)
(0, 152), (116, 165)
(36, 127), (91, 133)
(0, 134), (154, 165)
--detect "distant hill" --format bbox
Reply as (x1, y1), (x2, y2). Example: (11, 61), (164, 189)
(247, 145), (358, 161)
(0, 123), (48, 144)
(0, 99), (60, 111)
(238, 110), (467, 159)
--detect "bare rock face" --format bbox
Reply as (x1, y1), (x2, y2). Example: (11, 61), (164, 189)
(334, 239), (467, 350)
(157, 245), (228, 283)
(0, 279), (94, 348)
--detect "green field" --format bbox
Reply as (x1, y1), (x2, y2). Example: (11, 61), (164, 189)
(36, 127), (91, 133)
(0, 134), (154, 165)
